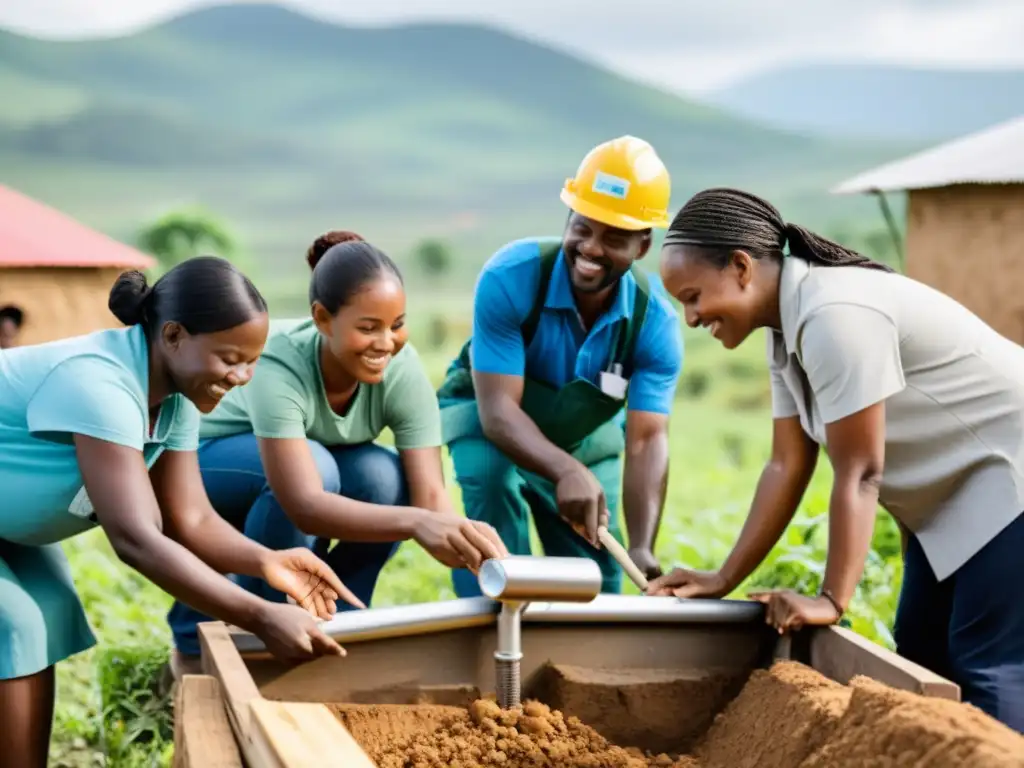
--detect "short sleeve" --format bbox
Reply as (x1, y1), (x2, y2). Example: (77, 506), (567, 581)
(164, 396), (201, 452)
(767, 331), (799, 419)
(26, 357), (146, 450)
(245, 358), (310, 440)
(798, 304), (906, 424)
(469, 266), (528, 377)
(384, 345), (443, 450)
(627, 297), (683, 415)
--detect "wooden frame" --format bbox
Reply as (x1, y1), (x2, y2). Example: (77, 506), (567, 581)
(193, 622), (376, 768)
(175, 619), (959, 767)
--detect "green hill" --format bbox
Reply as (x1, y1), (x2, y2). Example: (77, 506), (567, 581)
(0, 3), (914, 309)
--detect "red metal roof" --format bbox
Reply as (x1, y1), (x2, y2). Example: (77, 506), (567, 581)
(0, 184), (157, 269)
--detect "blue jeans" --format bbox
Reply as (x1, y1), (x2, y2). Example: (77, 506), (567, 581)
(894, 510), (1024, 733)
(167, 433), (405, 656)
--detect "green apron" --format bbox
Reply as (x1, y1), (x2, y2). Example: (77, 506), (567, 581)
(437, 240), (649, 594)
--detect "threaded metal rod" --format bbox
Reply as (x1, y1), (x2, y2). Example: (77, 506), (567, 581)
(495, 656), (521, 710)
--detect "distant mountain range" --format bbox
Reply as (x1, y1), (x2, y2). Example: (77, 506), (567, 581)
(705, 63), (1024, 141)
(0, 3), (937, 305)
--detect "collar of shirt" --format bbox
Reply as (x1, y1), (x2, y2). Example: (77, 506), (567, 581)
(543, 249), (636, 334)
(772, 255), (813, 362)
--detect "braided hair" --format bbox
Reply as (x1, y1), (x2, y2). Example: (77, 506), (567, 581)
(664, 188), (894, 273)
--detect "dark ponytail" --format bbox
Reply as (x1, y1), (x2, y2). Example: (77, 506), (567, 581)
(108, 255), (267, 336)
(306, 230), (365, 271)
(306, 230), (403, 315)
(108, 270), (153, 326)
(664, 187), (894, 273)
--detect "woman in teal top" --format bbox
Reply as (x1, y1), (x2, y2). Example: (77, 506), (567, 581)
(0, 256), (359, 767)
(167, 232), (507, 670)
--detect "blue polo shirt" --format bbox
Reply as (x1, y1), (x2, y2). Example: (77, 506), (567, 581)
(470, 237), (683, 415)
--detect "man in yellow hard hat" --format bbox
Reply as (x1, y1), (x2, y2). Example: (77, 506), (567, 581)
(437, 136), (683, 596)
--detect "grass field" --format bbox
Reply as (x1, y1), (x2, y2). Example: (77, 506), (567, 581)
(48, 324), (904, 767)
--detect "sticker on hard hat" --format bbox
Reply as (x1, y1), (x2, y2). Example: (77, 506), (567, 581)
(592, 171), (630, 200)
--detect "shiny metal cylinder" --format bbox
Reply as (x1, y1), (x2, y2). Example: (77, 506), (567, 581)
(478, 556), (602, 603)
(230, 594), (766, 654)
(496, 602), (525, 659)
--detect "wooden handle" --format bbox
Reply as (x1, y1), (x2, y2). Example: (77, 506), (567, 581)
(597, 527), (649, 591)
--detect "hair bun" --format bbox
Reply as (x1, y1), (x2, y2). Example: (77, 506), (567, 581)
(108, 270), (153, 326)
(307, 230), (365, 270)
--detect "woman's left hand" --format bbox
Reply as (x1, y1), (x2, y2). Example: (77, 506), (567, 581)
(259, 548), (366, 620)
(747, 589), (841, 634)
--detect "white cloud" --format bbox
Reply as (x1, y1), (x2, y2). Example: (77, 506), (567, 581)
(2, 0), (1022, 93)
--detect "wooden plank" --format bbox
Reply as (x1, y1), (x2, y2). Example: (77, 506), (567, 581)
(199, 621), (263, 741)
(172, 674), (244, 768)
(249, 700), (377, 768)
(810, 625), (961, 700)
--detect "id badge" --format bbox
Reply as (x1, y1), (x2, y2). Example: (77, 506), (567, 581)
(599, 370), (628, 399)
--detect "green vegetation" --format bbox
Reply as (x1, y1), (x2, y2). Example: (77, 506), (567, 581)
(136, 207), (241, 272)
(50, 325), (904, 767)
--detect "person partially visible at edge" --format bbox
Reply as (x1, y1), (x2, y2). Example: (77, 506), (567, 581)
(436, 136), (684, 597)
(167, 231), (508, 675)
(0, 257), (358, 767)
(0, 305), (24, 348)
(649, 187), (1024, 733)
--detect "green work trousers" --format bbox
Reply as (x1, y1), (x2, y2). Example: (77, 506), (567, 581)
(448, 434), (623, 598)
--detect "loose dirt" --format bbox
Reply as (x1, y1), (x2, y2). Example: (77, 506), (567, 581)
(329, 660), (1024, 767)
(330, 698), (696, 768)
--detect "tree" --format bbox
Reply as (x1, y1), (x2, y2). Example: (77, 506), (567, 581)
(414, 239), (452, 280)
(412, 238), (453, 350)
(137, 208), (242, 273)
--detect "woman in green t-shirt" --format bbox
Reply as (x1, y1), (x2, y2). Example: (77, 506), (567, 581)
(167, 231), (507, 673)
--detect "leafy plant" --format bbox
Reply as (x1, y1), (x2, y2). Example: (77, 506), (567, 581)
(97, 645), (174, 763)
(137, 208), (241, 273)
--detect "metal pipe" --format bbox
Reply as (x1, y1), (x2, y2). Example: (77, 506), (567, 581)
(478, 555), (604, 602)
(522, 594), (765, 624)
(230, 595), (767, 654)
(482, 556), (603, 709)
(495, 601), (526, 709)
(231, 597), (498, 654)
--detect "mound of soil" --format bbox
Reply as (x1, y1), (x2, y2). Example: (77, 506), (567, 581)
(329, 660), (1024, 767)
(330, 699), (695, 767)
(801, 676), (1024, 768)
(691, 661), (852, 768)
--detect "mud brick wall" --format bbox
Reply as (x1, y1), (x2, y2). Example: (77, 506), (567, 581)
(0, 266), (126, 345)
(906, 183), (1024, 343)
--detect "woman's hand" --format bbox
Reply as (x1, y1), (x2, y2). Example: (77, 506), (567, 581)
(645, 567), (730, 599)
(412, 511), (509, 571)
(259, 548), (365, 620)
(254, 602), (347, 662)
(748, 589), (842, 634)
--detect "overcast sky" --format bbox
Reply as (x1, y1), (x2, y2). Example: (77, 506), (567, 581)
(2, 0), (1023, 94)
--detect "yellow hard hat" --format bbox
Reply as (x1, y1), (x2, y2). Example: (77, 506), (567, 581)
(560, 135), (671, 231)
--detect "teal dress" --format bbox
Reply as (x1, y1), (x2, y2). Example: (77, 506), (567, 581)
(0, 324), (199, 680)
